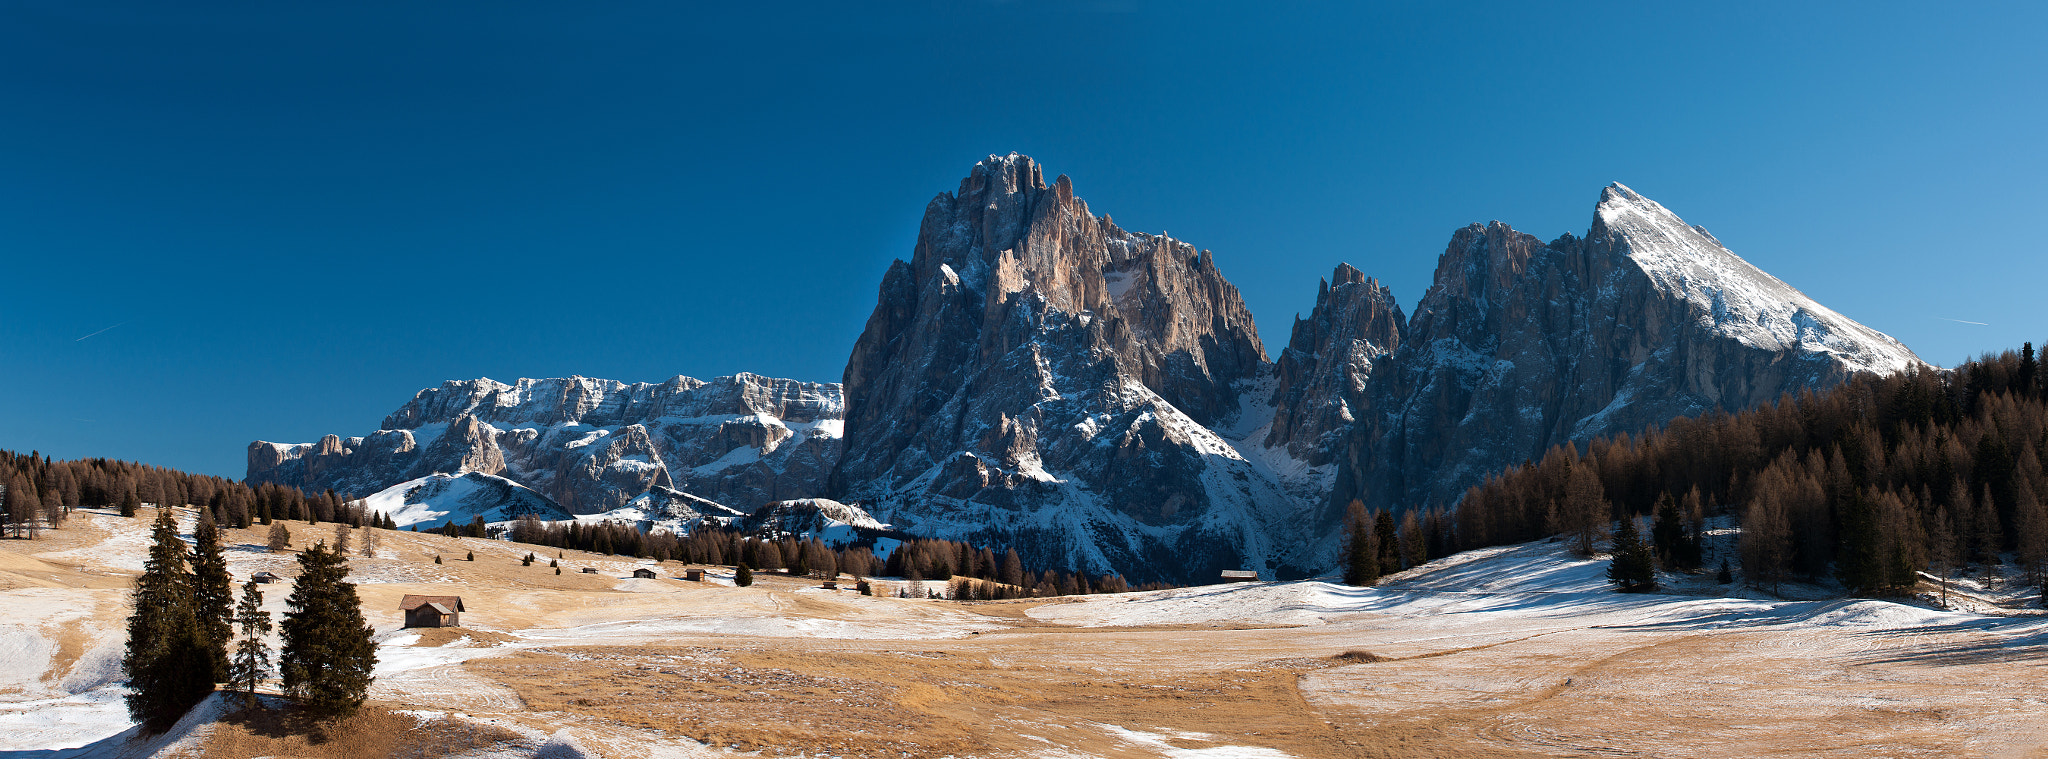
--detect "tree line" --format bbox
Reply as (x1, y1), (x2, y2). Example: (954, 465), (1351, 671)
(1441, 343), (2048, 600)
(0, 449), (368, 538)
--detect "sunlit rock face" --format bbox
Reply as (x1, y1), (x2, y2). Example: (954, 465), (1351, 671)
(248, 373), (844, 515)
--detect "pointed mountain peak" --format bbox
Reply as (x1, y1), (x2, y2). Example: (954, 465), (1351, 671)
(962, 152), (1047, 196)
(1331, 262), (1366, 287)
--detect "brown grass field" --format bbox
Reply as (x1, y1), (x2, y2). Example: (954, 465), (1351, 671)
(6, 508), (2048, 758)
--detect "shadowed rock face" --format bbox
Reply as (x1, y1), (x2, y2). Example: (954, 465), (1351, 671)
(830, 153), (1301, 584)
(248, 373), (844, 515)
(1327, 184), (1922, 514)
(1265, 263), (1406, 466)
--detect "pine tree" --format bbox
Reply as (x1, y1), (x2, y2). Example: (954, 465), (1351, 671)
(465, 551), (474, 562)
(1373, 510), (1400, 574)
(228, 578), (272, 707)
(1716, 558), (1733, 584)
(1341, 502), (1378, 586)
(123, 509), (215, 731)
(1606, 514), (1656, 592)
(279, 542), (376, 718)
(735, 562), (754, 587)
(120, 490), (139, 518)
(1834, 489), (1884, 595)
(190, 510), (234, 683)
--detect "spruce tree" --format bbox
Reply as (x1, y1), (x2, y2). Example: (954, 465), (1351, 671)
(735, 562), (754, 587)
(190, 511), (235, 683)
(279, 542), (376, 718)
(229, 578), (272, 707)
(120, 490), (139, 518)
(1341, 503), (1379, 586)
(1373, 510), (1400, 575)
(123, 509), (216, 731)
(1606, 515), (1655, 592)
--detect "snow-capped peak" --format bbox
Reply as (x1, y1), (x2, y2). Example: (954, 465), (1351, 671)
(1594, 182), (1922, 375)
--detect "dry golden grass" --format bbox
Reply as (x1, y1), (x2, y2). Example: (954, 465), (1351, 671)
(189, 703), (520, 759)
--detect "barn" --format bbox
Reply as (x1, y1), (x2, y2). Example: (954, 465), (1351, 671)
(684, 569), (705, 581)
(400, 594), (465, 628)
(632, 568), (658, 579)
(1220, 570), (1259, 583)
(250, 572), (281, 584)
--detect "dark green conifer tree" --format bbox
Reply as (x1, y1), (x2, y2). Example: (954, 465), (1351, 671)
(123, 509), (216, 731)
(735, 562), (754, 587)
(279, 542), (376, 718)
(1606, 515), (1656, 592)
(189, 510), (234, 683)
(1834, 490), (1884, 595)
(1341, 503), (1379, 586)
(120, 490), (139, 518)
(1373, 510), (1400, 574)
(229, 578), (272, 707)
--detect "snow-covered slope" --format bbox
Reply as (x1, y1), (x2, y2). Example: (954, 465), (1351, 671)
(743, 498), (889, 544)
(1595, 183), (1917, 376)
(363, 472), (572, 530)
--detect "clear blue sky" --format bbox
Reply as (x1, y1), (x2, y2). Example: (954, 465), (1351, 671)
(4, 1), (2043, 478)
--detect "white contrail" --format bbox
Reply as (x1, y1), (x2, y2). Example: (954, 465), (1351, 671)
(1939, 318), (1990, 326)
(74, 322), (124, 341)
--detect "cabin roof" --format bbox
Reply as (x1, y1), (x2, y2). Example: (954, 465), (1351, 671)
(400, 594), (465, 612)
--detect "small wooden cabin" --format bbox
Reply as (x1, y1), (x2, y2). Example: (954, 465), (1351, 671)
(1220, 570), (1259, 583)
(250, 572), (281, 584)
(581, 567), (599, 574)
(821, 580), (839, 590)
(399, 594), (465, 628)
(684, 569), (705, 581)
(632, 568), (658, 579)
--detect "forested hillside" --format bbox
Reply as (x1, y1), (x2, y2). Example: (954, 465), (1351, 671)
(1451, 344), (2048, 598)
(1, 450), (353, 537)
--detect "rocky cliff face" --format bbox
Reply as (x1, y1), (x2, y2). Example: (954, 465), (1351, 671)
(830, 153), (1318, 583)
(1264, 263), (1405, 466)
(248, 373), (844, 516)
(1327, 183), (1923, 513)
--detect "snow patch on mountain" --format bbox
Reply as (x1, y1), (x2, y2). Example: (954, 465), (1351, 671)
(364, 472), (572, 530)
(1596, 183), (1918, 376)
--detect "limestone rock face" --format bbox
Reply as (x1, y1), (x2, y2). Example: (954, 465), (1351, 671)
(1328, 183), (1923, 514)
(830, 153), (1308, 584)
(248, 373), (844, 516)
(1264, 263), (1405, 466)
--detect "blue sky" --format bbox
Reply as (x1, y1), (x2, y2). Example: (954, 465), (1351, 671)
(3, 1), (2043, 478)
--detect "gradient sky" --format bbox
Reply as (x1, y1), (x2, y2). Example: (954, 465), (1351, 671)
(4, 1), (2044, 478)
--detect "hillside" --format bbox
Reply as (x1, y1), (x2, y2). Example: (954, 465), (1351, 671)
(6, 508), (2046, 758)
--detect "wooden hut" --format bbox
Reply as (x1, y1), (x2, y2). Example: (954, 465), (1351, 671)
(1220, 570), (1259, 583)
(250, 571), (281, 584)
(632, 568), (658, 579)
(581, 567), (599, 574)
(684, 568), (705, 581)
(821, 579), (839, 590)
(399, 594), (465, 628)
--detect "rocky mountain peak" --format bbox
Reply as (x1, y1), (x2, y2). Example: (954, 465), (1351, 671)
(1266, 263), (1406, 465)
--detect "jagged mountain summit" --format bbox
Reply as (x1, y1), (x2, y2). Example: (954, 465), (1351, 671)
(248, 373), (844, 518)
(1326, 183), (1924, 515)
(830, 153), (1316, 583)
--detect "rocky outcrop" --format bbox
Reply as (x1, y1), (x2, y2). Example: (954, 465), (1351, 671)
(830, 153), (1316, 584)
(1264, 263), (1405, 465)
(249, 373), (844, 516)
(1327, 183), (1923, 513)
